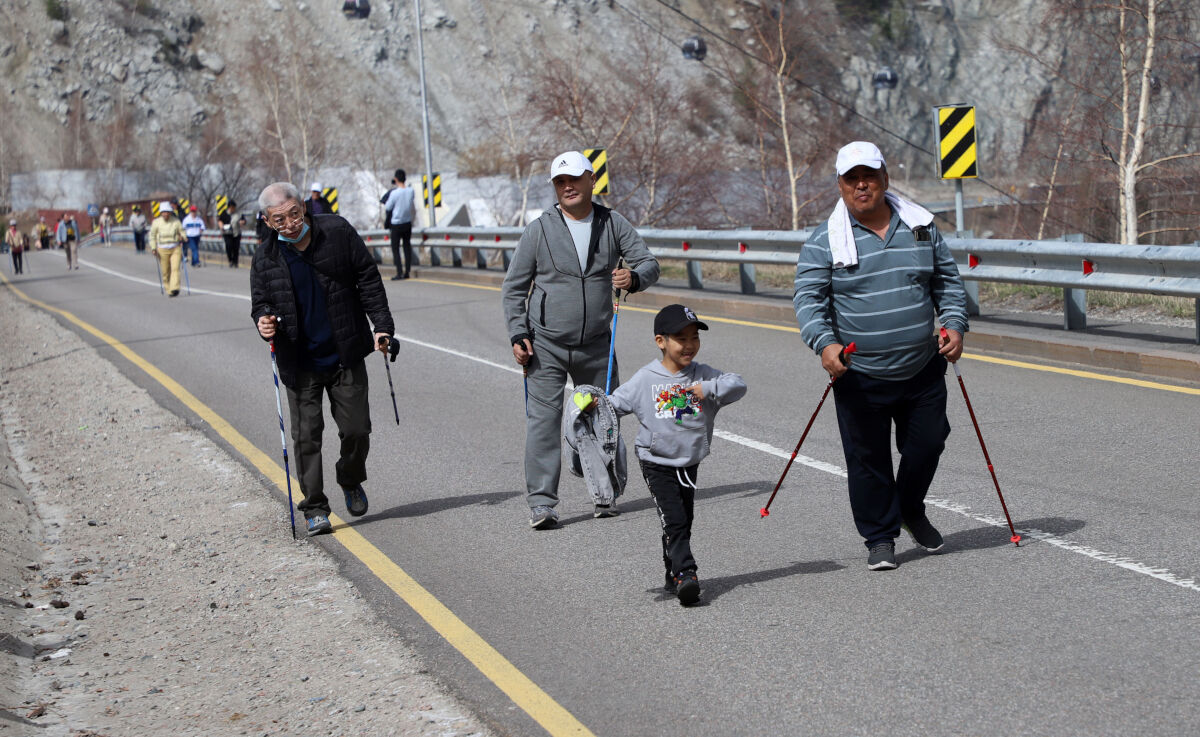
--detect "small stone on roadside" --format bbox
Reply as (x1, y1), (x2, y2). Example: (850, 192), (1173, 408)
(75, 610), (85, 620)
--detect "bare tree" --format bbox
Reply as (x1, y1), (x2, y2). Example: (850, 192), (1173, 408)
(1007, 0), (1200, 244)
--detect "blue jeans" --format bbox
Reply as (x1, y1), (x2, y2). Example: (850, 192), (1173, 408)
(187, 236), (200, 265)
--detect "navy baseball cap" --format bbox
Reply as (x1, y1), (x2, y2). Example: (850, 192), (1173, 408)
(654, 304), (709, 336)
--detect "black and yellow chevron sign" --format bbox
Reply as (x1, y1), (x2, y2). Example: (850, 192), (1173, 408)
(178, 197), (191, 214)
(321, 187), (339, 214)
(114, 208), (124, 224)
(936, 105), (978, 179)
(216, 195), (230, 216)
(584, 148), (609, 195)
(421, 174), (442, 207)
(151, 201), (161, 217)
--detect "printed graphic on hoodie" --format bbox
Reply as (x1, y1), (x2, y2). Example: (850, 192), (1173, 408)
(654, 383), (702, 425)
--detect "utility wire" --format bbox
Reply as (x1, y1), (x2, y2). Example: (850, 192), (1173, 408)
(616, 0), (1104, 240)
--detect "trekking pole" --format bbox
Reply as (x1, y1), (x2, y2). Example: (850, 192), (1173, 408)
(605, 289), (623, 394)
(940, 328), (1021, 546)
(268, 333), (298, 539)
(523, 365), (529, 418)
(760, 342), (856, 518)
(380, 336), (400, 425)
(181, 251), (192, 295)
(153, 252), (164, 295)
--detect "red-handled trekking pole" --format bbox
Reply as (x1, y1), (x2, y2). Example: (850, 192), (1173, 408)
(760, 342), (857, 518)
(941, 327), (1021, 546)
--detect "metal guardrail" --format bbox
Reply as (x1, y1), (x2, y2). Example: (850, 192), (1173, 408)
(96, 225), (1200, 342)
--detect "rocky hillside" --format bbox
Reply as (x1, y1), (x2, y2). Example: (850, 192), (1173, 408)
(2, 0), (1196, 233)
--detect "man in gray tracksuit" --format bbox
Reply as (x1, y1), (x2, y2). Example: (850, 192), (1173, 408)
(502, 150), (659, 529)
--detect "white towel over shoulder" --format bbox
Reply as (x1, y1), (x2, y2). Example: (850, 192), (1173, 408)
(826, 192), (935, 268)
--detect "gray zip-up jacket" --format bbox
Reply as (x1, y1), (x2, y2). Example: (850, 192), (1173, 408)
(502, 204), (659, 347)
(610, 360), (747, 467)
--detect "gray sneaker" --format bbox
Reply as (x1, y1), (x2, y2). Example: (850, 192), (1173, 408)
(593, 502), (620, 518)
(867, 541), (898, 570)
(902, 516), (945, 552)
(305, 514), (333, 537)
(529, 505), (559, 530)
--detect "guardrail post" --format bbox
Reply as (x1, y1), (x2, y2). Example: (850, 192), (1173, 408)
(429, 246), (441, 267)
(451, 247), (463, 268)
(1062, 234), (1087, 330)
(502, 249), (511, 271)
(957, 230), (980, 316)
(476, 247), (488, 269)
(686, 260), (704, 290)
(739, 263), (756, 295)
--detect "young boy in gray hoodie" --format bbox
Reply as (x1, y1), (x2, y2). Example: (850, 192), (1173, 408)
(609, 304), (747, 605)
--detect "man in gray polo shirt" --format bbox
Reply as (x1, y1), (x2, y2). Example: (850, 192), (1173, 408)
(503, 150), (659, 529)
(793, 141), (969, 571)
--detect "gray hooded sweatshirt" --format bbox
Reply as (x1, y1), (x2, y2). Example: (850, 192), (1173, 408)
(610, 360), (747, 468)
(501, 204), (659, 347)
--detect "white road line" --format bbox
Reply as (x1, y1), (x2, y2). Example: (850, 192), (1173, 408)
(82, 259), (251, 301)
(77, 259), (1200, 594)
(401, 338), (1200, 595)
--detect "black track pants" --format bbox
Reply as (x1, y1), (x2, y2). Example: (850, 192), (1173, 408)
(832, 355), (950, 548)
(640, 460), (700, 577)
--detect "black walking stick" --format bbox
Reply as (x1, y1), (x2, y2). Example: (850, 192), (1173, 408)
(760, 343), (856, 518)
(380, 336), (400, 425)
(269, 336), (298, 539)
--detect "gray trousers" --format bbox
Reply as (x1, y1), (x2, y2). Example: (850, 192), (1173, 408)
(524, 332), (618, 509)
(285, 360), (372, 517)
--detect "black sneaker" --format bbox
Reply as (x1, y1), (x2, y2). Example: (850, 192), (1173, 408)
(867, 541), (898, 570)
(342, 484), (369, 517)
(902, 516), (945, 552)
(305, 514), (332, 537)
(664, 571), (675, 594)
(673, 570), (700, 605)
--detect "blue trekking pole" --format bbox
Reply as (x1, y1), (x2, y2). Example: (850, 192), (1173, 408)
(181, 253), (192, 295)
(605, 288), (621, 394)
(269, 336), (298, 539)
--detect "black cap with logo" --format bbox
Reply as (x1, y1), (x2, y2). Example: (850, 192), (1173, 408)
(654, 304), (709, 336)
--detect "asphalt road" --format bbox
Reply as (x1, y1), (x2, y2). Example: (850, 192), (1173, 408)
(8, 245), (1200, 737)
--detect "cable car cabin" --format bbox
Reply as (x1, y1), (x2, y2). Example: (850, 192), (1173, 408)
(342, 0), (370, 19)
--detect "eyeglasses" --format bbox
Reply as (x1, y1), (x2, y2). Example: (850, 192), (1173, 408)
(268, 208), (305, 228)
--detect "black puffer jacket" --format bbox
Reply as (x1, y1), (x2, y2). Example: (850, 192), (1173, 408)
(250, 214), (394, 387)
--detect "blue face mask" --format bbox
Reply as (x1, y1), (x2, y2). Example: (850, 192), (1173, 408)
(277, 222), (309, 244)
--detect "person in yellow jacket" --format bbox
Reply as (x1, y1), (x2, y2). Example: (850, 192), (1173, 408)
(149, 202), (186, 296)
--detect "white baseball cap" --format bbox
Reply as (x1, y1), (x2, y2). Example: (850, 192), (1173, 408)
(835, 141), (886, 176)
(548, 151), (593, 182)
(159, 201), (174, 213)
(310, 182), (322, 192)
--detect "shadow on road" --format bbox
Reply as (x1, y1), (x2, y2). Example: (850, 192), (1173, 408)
(896, 516), (1086, 564)
(557, 480), (770, 527)
(647, 559), (846, 605)
(358, 489), (524, 522)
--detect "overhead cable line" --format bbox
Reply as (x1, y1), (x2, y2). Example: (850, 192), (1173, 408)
(619, 0), (1103, 240)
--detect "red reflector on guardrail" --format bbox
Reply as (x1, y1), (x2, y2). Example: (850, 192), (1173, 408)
(968, 253), (979, 268)
(468, 235), (475, 242)
(495, 235), (501, 242)
(445, 234), (451, 241)
(682, 241), (691, 251)
(738, 242), (747, 253)
(1083, 259), (1095, 275)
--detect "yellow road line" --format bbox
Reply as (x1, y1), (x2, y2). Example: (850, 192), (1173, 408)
(0, 274), (596, 737)
(409, 278), (1198, 394)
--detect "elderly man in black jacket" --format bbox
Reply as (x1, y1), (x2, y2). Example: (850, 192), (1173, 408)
(251, 182), (395, 536)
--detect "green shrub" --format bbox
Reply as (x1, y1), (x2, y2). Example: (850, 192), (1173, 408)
(45, 0), (68, 22)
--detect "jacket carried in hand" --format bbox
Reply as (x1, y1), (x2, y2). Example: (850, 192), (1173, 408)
(250, 214), (394, 388)
(610, 360), (747, 467)
(501, 204), (659, 347)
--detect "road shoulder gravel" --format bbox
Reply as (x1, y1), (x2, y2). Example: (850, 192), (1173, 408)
(0, 288), (494, 736)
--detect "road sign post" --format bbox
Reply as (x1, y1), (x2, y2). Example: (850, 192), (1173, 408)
(934, 103), (980, 315)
